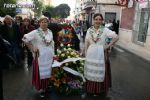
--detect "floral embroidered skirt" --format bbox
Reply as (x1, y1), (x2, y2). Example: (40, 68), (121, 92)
(32, 57), (49, 91)
(85, 51), (112, 94)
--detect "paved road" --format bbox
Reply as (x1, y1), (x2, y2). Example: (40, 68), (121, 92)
(3, 46), (150, 100)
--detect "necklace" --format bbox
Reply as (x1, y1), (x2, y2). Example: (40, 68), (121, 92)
(91, 26), (104, 43)
(38, 28), (52, 46)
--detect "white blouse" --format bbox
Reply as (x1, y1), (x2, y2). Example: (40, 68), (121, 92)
(85, 26), (117, 53)
(22, 28), (54, 79)
(23, 28), (54, 50)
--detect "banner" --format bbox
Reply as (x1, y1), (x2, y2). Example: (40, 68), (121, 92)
(52, 57), (85, 67)
(116, 0), (128, 6)
(138, 0), (148, 9)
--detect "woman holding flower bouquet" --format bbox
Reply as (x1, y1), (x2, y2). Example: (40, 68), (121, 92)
(84, 13), (119, 96)
(22, 16), (54, 97)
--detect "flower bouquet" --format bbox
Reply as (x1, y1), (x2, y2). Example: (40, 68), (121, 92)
(57, 25), (74, 45)
(49, 43), (84, 95)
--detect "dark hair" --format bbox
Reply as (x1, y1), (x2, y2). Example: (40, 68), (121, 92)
(93, 13), (103, 20)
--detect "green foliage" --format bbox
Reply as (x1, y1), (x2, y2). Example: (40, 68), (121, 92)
(0, 0), (17, 17)
(32, 0), (43, 17)
(42, 4), (70, 18)
(43, 6), (54, 18)
(56, 4), (70, 18)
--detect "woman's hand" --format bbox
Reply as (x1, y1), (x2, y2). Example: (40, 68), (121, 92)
(32, 47), (38, 53)
(32, 47), (39, 57)
(105, 44), (112, 50)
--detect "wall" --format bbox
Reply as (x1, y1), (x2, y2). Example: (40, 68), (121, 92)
(120, 7), (135, 30)
(100, 5), (121, 21)
(119, 28), (133, 44)
(97, 0), (117, 4)
(145, 19), (150, 50)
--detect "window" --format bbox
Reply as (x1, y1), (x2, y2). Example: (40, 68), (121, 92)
(138, 8), (150, 43)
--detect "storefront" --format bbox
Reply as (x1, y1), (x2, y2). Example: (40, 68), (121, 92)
(119, 0), (150, 51)
(133, 1), (150, 46)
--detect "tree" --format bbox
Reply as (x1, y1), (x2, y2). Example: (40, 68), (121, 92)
(32, 0), (43, 17)
(42, 4), (71, 18)
(56, 4), (70, 18)
(43, 6), (55, 18)
(0, 0), (17, 17)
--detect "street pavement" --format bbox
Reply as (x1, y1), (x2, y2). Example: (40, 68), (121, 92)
(3, 45), (150, 100)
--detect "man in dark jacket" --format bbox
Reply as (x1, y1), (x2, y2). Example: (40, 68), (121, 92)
(0, 15), (22, 65)
(0, 35), (9, 100)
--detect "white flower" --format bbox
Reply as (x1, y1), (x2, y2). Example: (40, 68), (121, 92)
(63, 48), (66, 51)
(68, 48), (71, 50)
(65, 63), (69, 66)
(68, 56), (71, 58)
(81, 62), (84, 65)
(67, 44), (71, 47)
(71, 52), (74, 55)
(73, 61), (76, 64)
(60, 43), (64, 47)
(61, 54), (65, 57)
(76, 55), (79, 57)
(66, 51), (69, 54)
(57, 49), (61, 54)
(57, 49), (59, 52)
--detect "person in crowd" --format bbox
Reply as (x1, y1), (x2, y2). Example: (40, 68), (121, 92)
(0, 21), (3, 26)
(105, 20), (113, 30)
(0, 35), (14, 100)
(70, 25), (80, 51)
(0, 15), (22, 66)
(20, 18), (35, 66)
(84, 13), (119, 96)
(116, 20), (120, 35)
(82, 21), (88, 40)
(31, 19), (39, 29)
(112, 19), (117, 32)
(15, 16), (23, 27)
(0, 35), (7, 100)
(22, 16), (54, 98)
(48, 22), (62, 54)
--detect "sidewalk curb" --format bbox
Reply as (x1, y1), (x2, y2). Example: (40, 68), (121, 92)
(116, 44), (150, 62)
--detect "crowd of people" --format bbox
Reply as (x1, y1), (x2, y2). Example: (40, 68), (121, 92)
(0, 13), (119, 100)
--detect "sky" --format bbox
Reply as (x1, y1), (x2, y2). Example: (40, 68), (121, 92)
(17, 0), (76, 19)
(52, 0), (76, 10)
(51, 0), (76, 19)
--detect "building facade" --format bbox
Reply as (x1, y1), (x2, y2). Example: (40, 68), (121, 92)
(76, 0), (122, 26)
(119, 0), (150, 51)
(74, 0), (150, 58)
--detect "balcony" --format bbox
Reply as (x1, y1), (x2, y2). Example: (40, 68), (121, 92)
(83, 0), (97, 10)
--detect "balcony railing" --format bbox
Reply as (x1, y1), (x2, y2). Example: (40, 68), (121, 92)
(83, 0), (97, 10)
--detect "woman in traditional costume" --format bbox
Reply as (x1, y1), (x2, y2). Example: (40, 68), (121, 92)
(22, 16), (54, 97)
(84, 13), (119, 96)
